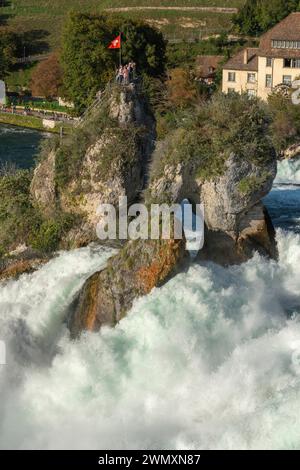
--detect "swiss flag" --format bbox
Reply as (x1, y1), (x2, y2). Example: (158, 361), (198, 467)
(108, 35), (121, 49)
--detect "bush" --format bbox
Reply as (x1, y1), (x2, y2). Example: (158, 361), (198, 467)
(0, 170), (77, 255)
(268, 93), (300, 153)
(29, 214), (76, 253)
(0, 170), (41, 250)
(150, 92), (275, 182)
(166, 68), (197, 109)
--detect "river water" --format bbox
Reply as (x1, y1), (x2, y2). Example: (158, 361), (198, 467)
(0, 127), (300, 449)
(0, 124), (46, 169)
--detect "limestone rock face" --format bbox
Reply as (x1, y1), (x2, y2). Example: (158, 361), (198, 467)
(69, 238), (186, 337)
(61, 129), (144, 229)
(30, 83), (156, 245)
(199, 154), (276, 233)
(69, 134), (278, 337)
(149, 153), (277, 265)
(30, 151), (56, 217)
(281, 142), (300, 160)
(109, 83), (154, 129)
(0, 248), (50, 282)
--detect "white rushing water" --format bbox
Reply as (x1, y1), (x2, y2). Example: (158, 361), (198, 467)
(0, 161), (300, 450)
(275, 157), (300, 185)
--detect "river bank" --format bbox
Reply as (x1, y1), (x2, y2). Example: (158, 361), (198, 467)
(0, 112), (72, 134)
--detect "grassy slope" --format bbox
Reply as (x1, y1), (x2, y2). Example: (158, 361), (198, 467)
(1, 1), (245, 49)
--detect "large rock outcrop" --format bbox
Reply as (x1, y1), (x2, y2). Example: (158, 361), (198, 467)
(69, 237), (186, 337)
(70, 150), (278, 337)
(149, 153), (277, 264)
(30, 151), (57, 217)
(25, 90), (281, 336)
(30, 83), (156, 245)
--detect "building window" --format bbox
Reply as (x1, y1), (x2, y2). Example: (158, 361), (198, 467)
(247, 89), (256, 98)
(283, 75), (292, 85)
(228, 72), (236, 82)
(266, 74), (272, 88)
(247, 73), (256, 83)
(272, 40), (300, 49)
(284, 58), (300, 68)
(227, 87), (235, 94)
(266, 57), (272, 67)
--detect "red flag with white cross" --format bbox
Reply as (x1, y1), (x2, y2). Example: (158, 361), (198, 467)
(108, 35), (121, 49)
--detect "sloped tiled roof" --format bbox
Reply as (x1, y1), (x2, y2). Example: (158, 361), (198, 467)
(223, 48), (258, 71)
(223, 12), (300, 70)
(259, 12), (300, 58)
(196, 55), (224, 77)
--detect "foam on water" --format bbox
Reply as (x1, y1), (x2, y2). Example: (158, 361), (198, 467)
(0, 159), (300, 450)
(275, 158), (300, 185)
(0, 232), (299, 450)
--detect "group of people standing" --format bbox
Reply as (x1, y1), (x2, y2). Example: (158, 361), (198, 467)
(116, 62), (136, 85)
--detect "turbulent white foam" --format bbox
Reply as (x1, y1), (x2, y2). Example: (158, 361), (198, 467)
(276, 158), (300, 185)
(0, 232), (300, 450)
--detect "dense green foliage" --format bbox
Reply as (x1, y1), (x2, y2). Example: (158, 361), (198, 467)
(151, 92), (275, 182)
(166, 34), (246, 69)
(0, 170), (38, 254)
(0, 170), (75, 255)
(233, 0), (300, 36)
(61, 12), (166, 111)
(0, 30), (17, 77)
(268, 93), (300, 154)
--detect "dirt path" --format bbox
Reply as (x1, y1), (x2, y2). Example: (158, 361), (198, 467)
(104, 6), (238, 14)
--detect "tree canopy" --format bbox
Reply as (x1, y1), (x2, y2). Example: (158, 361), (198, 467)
(0, 30), (17, 78)
(31, 52), (63, 98)
(233, 0), (300, 36)
(61, 12), (166, 112)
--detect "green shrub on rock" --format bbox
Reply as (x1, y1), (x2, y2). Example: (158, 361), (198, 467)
(150, 92), (275, 183)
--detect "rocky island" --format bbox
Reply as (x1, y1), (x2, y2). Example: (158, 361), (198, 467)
(2, 83), (273, 336)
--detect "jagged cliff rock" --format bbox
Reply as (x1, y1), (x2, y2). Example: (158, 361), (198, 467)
(281, 142), (300, 160)
(69, 237), (186, 337)
(30, 83), (156, 245)
(69, 93), (279, 336)
(148, 153), (277, 264)
(30, 150), (57, 217)
(0, 247), (50, 281)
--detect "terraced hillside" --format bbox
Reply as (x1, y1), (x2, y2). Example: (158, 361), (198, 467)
(1, 1), (245, 49)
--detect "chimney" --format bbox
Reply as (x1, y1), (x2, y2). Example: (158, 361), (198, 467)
(244, 49), (248, 65)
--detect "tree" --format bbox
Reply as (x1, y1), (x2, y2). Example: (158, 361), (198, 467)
(30, 52), (63, 98)
(233, 0), (300, 36)
(268, 93), (300, 153)
(0, 30), (17, 78)
(166, 68), (197, 108)
(61, 12), (166, 112)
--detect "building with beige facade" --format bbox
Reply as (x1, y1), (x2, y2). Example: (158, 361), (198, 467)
(222, 12), (300, 100)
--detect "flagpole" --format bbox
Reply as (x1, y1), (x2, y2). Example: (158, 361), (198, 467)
(119, 32), (122, 67)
